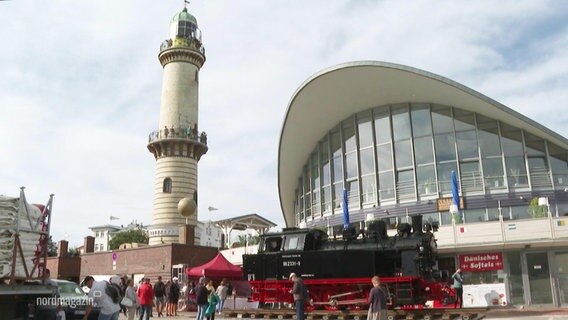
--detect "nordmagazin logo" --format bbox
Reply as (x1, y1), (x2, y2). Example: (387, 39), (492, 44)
(36, 297), (94, 309)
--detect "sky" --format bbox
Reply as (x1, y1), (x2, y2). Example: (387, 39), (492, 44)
(1, 0), (567, 248)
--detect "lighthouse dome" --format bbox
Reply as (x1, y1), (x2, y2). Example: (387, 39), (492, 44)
(169, 7), (202, 43)
(172, 7), (197, 25)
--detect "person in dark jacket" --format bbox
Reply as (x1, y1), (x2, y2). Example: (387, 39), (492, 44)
(289, 273), (308, 320)
(195, 278), (210, 320)
(167, 277), (181, 316)
(367, 276), (387, 320)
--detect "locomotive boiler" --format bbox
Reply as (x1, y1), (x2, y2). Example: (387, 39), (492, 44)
(243, 215), (452, 310)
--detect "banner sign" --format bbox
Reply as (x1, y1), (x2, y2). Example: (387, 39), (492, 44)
(437, 197), (465, 212)
(459, 253), (503, 272)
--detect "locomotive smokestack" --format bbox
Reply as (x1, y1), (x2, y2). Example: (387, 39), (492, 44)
(411, 215), (423, 235)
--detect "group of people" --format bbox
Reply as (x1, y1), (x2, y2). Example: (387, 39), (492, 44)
(194, 277), (232, 320)
(80, 275), (230, 320)
(74, 268), (465, 320)
(158, 124), (207, 144)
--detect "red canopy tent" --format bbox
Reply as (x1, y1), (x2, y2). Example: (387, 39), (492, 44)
(186, 252), (243, 279)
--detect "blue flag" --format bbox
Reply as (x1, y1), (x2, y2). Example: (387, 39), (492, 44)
(451, 170), (460, 210)
(342, 189), (350, 229)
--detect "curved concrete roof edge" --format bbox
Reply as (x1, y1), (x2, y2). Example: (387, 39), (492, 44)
(278, 60), (568, 227)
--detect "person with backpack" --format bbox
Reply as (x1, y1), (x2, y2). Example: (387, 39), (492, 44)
(137, 277), (154, 320)
(153, 276), (166, 317)
(81, 275), (121, 320)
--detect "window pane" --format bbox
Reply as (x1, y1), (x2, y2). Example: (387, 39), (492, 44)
(311, 153), (319, 189)
(437, 162), (457, 193)
(483, 158), (505, 189)
(501, 126), (524, 157)
(528, 157), (551, 187)
(441, 212), (453, 225)
(454, 112), (476, 132)
(414, 136), (434, 165)
(322, 186), (331, 212)
(305, 193), (311, 218)
(549, 143), (568, 187)
(487, 208), (500, 221)
(411, 105), (432, 137)
(322, 161), (331, 185)
(456, 131), (479, 160)
(392, 105), (411, 141)
(505, 156), (528, 187)
(345, 152), (357, 179)
(321, 139), (330, 185)
(360, 148), (375, 175)
(379, 171), (395, 200)
(460, 161), (482, 192)
(423, 213), (440, 226)
(417, 165), (436, 195)
(377, 143), (393, 171)
(331, 130), (342, 157)
(346, 180), (359, 209)
(478, 127), (502, 157)
(358, 117), (373, 148)
(361, 175), (377, 204)
(432, 105), (453, 134)
(511, 205), (530, 220)
(524, 132), (545, 156)
(374, 112), (391, 144)
(395, 140), (413, 168)
(396, 169), (415, 199)
(464, 208), (486, 223)
(435, 133), (456, 162)
(333, 156), (343, 183)
(343, 121), (357, 153)
(333, 183), (343, 210)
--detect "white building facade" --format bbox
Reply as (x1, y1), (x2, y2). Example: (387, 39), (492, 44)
(278, 61), (568, 307)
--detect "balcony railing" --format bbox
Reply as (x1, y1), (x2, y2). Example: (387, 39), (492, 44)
(413, 214), (568, 249)
(148, 127), (207, 145)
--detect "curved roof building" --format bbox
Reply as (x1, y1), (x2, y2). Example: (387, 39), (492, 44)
(278, 61), (568, 306)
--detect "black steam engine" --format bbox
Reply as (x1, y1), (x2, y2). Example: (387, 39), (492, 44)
(243, 215), (450, 310)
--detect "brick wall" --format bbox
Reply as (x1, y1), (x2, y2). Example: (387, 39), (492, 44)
(80, 244), (218, 281)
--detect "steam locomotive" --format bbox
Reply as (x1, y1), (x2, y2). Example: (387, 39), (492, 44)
(242, 215), (452, 310)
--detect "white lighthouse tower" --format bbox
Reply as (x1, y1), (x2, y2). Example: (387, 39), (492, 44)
(147, 6), (207, 245)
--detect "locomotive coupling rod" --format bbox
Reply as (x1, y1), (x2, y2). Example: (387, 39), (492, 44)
(329, 289), (363, 299)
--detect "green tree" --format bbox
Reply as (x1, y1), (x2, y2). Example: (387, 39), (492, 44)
(108, 230), (148, 250)
(231, 234), (260, 248)
(68, 247), (80, 257)
(47, 235), (57, 257)
(528, 197), (548, 218)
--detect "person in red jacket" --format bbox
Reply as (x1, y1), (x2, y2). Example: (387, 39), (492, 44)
(137, 277), (154, 320)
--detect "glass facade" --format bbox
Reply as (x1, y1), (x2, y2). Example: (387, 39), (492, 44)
(294, 103), (568, 226)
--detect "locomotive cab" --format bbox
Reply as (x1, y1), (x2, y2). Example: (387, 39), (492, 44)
(258, 229), (328, 254)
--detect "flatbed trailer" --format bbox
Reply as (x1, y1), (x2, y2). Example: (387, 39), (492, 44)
(223, 308), (487, 320)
